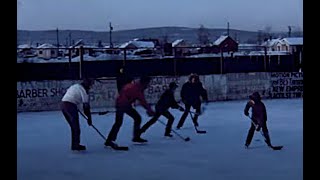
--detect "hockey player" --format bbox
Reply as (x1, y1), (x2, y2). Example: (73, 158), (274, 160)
(60, 78), (94, 151)
(176, 73), (208, 129)
(140, 82), (184, 138)
(104, 76), (156, 150)
(244, 92), (282, 150)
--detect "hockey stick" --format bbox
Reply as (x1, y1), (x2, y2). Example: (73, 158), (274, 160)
(189, 111), (206, 134)
(182, 105), (206, 116)
(91, 110), (116, 115)
(78, 111), (107, 141)
(247, 116), (283, 150)
(157, 119), (190, 142)
(78, 110), (129, 150)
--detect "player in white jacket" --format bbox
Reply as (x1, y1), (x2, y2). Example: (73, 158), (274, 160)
(61, 78), (94, 151)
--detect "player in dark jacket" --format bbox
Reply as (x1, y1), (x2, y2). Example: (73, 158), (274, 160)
(140, 82), (184, 137)
(176, 74), (208, 129)
(244, 92), (272, 148)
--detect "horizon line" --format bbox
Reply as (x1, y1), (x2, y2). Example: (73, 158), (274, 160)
(17, 26), (302, 33)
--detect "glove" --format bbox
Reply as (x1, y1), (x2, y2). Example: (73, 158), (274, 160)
(87, 116), (92, 126)
(178, 106), (185, 112)
(244, 111), (249, 116)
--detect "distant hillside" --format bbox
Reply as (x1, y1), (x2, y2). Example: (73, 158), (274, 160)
(17, 26), (297, 46)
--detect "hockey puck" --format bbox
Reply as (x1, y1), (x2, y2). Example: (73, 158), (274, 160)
(185, 137), (191, 141)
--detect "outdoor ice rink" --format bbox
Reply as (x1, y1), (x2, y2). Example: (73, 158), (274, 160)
(17, 98), (303, 180)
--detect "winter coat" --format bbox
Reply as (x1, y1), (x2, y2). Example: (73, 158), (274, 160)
(155, 89), (180, 113)
(244, 92), (267, 125)
(181, 81), (208, 105)
(116, 81), (153, 114)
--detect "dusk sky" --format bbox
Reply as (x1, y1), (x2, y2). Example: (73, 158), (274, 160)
(17, 0), (303, 32)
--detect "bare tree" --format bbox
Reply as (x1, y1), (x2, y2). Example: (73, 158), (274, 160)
(197, 24), (210, 45)
(257, 30), (263, 45)
(162, 34), (169, 44)
(263, 25), (273, 40)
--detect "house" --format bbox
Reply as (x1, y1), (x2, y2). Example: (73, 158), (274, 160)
(213, 35), (238, 53)
(261, 38), (281, 51)
(36, 43), (58, 59)
(119, 39), (155, 50)
(199, 44), (219, 54)
(137, 38), (160, 49)
(279, 37), (303, 53)
(17, 44), (36, 58)
(118, 39), (155, 56)
(68, 40), (97, 57)
(172, 39), (190, 56)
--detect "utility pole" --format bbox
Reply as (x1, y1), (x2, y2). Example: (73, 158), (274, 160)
(227, 22), (230, 36)
(68, 31), (72, 46)
(109, 22), (113, 48)
(56, 28), (60, 56)
(288, 26), (292, 37)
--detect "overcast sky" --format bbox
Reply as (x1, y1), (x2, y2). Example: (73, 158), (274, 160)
(17, 0), (303, 32)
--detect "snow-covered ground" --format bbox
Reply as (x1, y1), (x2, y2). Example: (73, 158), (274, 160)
(17, 98), (303, 180)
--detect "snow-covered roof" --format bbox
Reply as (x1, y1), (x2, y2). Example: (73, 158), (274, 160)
(172, 39), (184, 47)
(37, 43), (57, 49)
(119, 40), (154, 49)
(282, 37), (303, 45)
(261, 38), (281, 47)
(214, 35), (228, 45)
(74, 45), (97, 48)
(238, 44), (258, 47)
(18, 44), (32, 49)
(119, 42), (131, 49)
(74, 39), (83, 46)
(132, 40), (154, 48)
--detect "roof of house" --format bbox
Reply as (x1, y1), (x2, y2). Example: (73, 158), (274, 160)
(282, 37), (303, 45)
(214, 35), (229, 45)
(18, 44), (32, 49)
(37, 43), (57, 49)
(172, 39), (184, 47)
(261, 38), (281, 47)
(238, 44), (259, 47)
(119, 40), (155, 49)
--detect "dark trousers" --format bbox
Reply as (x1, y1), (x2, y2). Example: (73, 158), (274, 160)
(107, 107), (141, 142)
(245, 121), (271, 146)
(140, 110), (174, 135)
(61, 101), (81, 148)
(177, 103), (201, 128)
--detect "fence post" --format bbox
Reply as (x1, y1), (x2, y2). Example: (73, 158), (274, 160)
(173, 47), (177, 76)
(264, 46), (267, 72)
(220, 49), (223, 74)
(79, 46), (83, 79)
(123, 48), (127, 66)
(68, 47), (72, 78)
